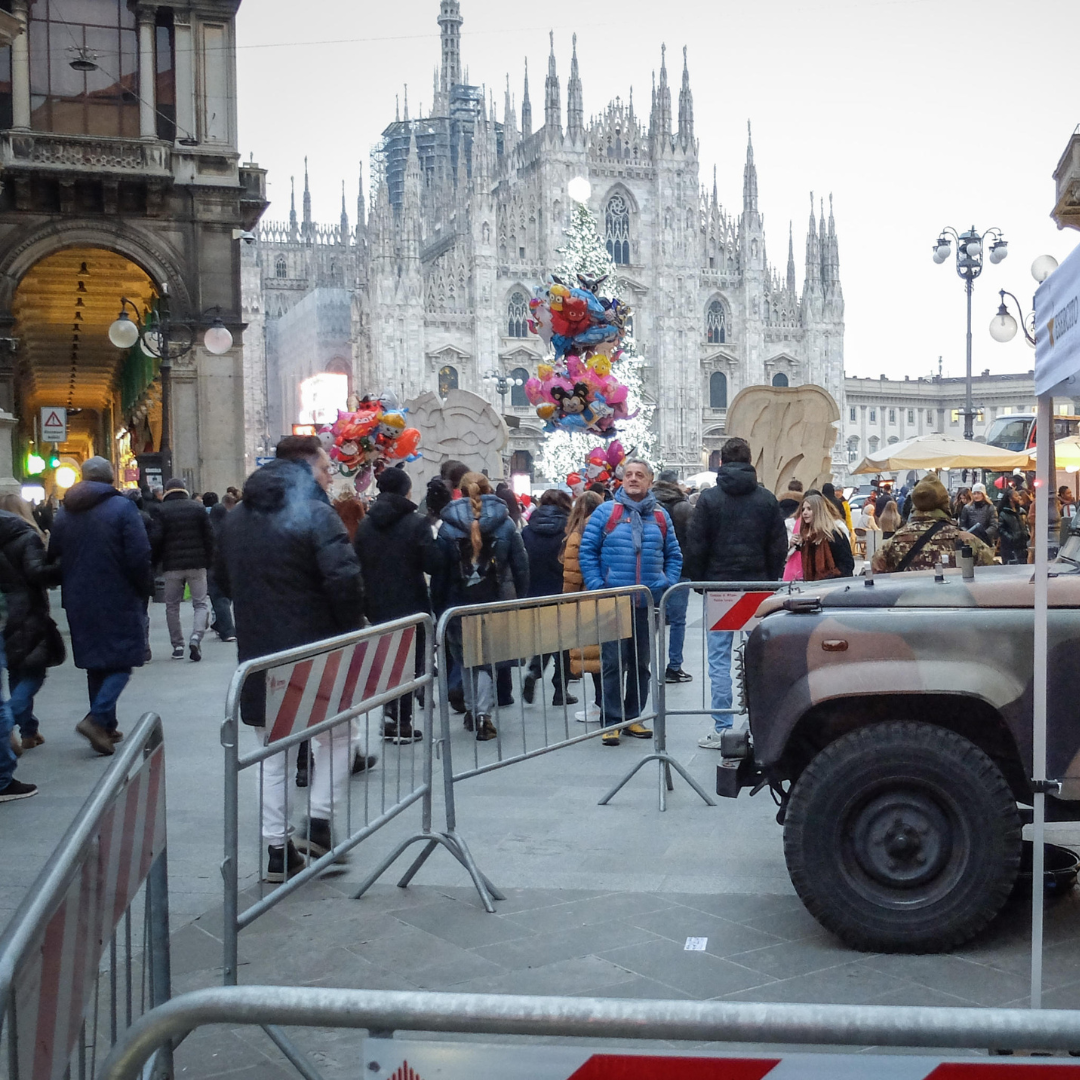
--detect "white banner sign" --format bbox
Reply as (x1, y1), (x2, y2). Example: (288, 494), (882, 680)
(40, 406), (66, 443)
(1035, 242), (1080, 397)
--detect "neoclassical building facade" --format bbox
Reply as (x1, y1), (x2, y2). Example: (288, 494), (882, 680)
(242, 1), (845, 477)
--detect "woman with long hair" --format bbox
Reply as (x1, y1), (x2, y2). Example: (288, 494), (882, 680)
(997, 488), (1029, 565)
(0, 495), (63, 751)
(431, 472), (529, 741)
(795, 493), (855, 581)
(877, 499), (902, 539)
(561, 490), (604, 721)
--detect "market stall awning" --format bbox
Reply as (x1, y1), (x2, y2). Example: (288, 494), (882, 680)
(851, 433), (1033, 474)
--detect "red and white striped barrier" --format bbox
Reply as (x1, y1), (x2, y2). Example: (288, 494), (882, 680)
(12, 741), (166, 1080)
(706, 590), (776, 632)
(265, 624), (416, 743)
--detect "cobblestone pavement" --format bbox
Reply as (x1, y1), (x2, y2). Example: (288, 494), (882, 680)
(5, 596), (1080, 1077)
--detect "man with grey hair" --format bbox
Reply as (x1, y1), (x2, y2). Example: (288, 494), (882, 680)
(49, 457), (152, 756)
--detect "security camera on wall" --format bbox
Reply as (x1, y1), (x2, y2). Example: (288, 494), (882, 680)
(231, 229), (256, 244)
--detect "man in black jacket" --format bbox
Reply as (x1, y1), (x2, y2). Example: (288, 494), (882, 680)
(683, 438), (787, 750)
(353, 465), (434, 742)
(215, 450), (364, 881)
(156, 477), (214, 661)
(653, 470), (694, 684)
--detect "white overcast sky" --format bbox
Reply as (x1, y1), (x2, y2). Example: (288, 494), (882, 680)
(235, 0), (1079, 383)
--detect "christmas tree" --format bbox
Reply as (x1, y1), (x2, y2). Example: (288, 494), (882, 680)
(537, 202), (655, 481)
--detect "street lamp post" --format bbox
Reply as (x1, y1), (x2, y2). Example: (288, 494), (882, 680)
(932, 225), (1009, 440)
(482, 368), (524, 412)
(108, 285), (234, 481)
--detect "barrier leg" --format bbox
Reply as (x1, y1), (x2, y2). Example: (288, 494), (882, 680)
(261, 1024), (326, 1080)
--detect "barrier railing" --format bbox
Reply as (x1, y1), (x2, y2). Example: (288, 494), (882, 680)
(653, 579), (798, 808)
(222, 615), (499, 979)
(0, 712), (171, 1080)
(369, 587), (670, 912)
(102, 984), (1080, 1080)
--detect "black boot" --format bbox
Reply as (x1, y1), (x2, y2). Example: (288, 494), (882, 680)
(265, 840), (307, 883)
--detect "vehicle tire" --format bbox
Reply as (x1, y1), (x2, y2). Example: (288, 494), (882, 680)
(783, 720), (1021, 953)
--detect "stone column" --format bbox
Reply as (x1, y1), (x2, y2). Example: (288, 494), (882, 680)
(0, 409), (20, 496)
(137, 5), (157, 139)
(10, 0), (29, 129)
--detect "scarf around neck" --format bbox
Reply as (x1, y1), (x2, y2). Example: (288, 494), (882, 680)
(615, 487), (657, 553)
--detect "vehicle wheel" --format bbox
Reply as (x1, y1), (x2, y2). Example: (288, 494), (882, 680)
(783, 720), (1021, 953)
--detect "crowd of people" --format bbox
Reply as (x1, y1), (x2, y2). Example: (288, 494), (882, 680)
(3, 433), (1072, 880)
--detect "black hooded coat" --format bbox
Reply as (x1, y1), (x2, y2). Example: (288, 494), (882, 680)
(353, 491), (434, 624)
(683, 461), (787, 582)
(214, 459), (363, 726)
(520, 503), (569, 598)
(0, 511), (63, 670)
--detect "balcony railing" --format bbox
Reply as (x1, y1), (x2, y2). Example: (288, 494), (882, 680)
(0, 130), (171, 177)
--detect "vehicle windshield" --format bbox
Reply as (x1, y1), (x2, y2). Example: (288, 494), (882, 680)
(985, 417), (1033, 452)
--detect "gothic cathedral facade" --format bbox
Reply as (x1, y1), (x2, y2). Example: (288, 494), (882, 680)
(241, 1), (845, 477)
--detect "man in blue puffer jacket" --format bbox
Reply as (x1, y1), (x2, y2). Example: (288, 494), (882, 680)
(579, 460), (682, 745)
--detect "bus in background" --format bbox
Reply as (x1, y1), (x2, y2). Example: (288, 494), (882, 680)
(984, 412), (1080, 452)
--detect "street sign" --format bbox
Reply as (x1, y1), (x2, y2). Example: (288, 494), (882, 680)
(706, 590), (775, 632)
(1035, 241), (1080, 397)
(40, 407), (66, 443)
(255, 456), (275, 467)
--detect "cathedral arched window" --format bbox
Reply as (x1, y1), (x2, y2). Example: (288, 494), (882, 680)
(868, 436), (880, 453)
(274, 256), (287, 279)
(510, 367), (530, 407)
(605, 194), (630, 266)
(772, 373), (789, 387)
(438, 365), (459, 396)
(706, 300), (726, 344)
(709, 371), (728, 409)
(846, 435), (859, 463)
(507, 291), (529, 338)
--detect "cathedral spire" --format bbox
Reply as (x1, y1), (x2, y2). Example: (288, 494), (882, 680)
(521, 58), (532, 137)
(504, 74), (517, 139)
(289, 175), (297, 241)
(742, 121), (758, 215)
(650, 44), (671, 146)
(712, 164), (718, 208)
(340, 180), (349, 245)
(787, 221), (796, 293)
(437, 0), (462, 100)
(804, 191), (821, 293)
(677, 45), (693, 147)
(356, 163), (366, 238)
(827, 193), (841, 293)
(403, 84), (409, 121)
(544, 30), (561, 136)
(302, 156), (312, 240)
(567, 32), (583, 142)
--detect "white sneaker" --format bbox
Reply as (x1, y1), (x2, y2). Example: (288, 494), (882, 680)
(575, 704), (602, 723)
(698, 730), (727, 750)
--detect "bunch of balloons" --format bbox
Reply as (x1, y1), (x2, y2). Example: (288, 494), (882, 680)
(567, 441), (627, 493)
(318, 390), (421, 492)
(525, 273), (634, 438)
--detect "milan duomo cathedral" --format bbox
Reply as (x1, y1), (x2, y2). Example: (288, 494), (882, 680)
(241, 0), (845, 477)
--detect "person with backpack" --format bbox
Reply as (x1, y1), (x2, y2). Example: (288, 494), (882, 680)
(430, 472), (529, 742)
(578, 460), (682, 746)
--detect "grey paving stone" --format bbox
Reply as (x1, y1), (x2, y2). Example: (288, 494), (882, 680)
(857, 953), (1035, 1008)
(473, 916), (661, 970)
(665, 892), (806, 924)
(501, 891), (676, 934)
(389, 896), (539, 948)
(726, 937), (871, 980)
(866, 983), (979, 1008)
(626, 907), (781, 957)
(597, 938), (776, 998)
(721, 961), (915, 1005)
(449, 954), (633, 996)
(168, 922), (236, 977)
(348, 920), (501, 979)
(572, 974), (695, 1000)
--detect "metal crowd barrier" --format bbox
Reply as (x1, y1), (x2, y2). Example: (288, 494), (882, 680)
(222, 615), (498, 977)
(0, 712), (171, 1080)
(654, 579), (798, 807)
(102, 984), (1080, 1080)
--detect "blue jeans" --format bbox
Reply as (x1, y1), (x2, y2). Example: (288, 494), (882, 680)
(208, 572), (235, 639)
(8, 666), (45, 738)
(0, 638), (17, 790)
(86, 668), (131, 733)
(664, 582), (689, 669)
(600, 605), (651, 727)
(708, 630), (735, 732)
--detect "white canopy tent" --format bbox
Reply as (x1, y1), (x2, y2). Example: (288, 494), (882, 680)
(851, 433), (1033, 474)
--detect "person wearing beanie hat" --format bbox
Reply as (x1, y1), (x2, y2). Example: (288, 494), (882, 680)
(872, 476), (995, 573)
(959, 481), (998, 546)
(353, 467), (433, 743)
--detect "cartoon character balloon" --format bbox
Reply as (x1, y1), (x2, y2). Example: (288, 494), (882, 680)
(318, 394), (422, 490)
(525, 273), (633, 438)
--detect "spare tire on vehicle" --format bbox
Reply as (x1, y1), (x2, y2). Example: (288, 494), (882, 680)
(783, 719), (1022, 953)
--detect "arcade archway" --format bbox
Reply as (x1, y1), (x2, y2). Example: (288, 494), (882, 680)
(12, 246), (159, 480)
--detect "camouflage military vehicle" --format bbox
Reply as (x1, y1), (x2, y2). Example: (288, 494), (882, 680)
(718, 536), (1080, 953)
